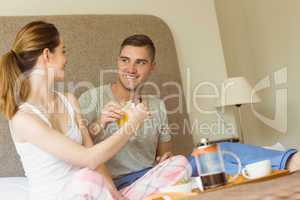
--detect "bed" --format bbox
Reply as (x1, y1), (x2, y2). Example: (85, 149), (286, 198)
(0, 15), (299, 200)
(0, 15), (193, 199)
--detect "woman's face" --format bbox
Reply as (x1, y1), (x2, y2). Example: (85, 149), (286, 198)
(47, 38), (67, 81)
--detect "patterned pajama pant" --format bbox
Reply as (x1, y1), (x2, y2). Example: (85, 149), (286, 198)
(60, 155), (191, 200)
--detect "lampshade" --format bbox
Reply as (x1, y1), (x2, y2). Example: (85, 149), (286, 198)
(217, 77), (261, 107)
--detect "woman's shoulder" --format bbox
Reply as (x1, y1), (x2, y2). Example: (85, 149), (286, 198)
(12, 104), (49, 125)
(12, 103), (39, 122)
(10, 106), (48, 142)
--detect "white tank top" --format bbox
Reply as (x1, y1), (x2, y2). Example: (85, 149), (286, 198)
(9, 92), (83, 200)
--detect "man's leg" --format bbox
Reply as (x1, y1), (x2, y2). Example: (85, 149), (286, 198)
(219, 142), (297, 174)
(287, 152), (300, 172)
(113, 167), (152, 190)
(121, 155), (192, 200)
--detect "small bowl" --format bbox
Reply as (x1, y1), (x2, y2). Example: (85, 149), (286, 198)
(159, 181), (192, 193)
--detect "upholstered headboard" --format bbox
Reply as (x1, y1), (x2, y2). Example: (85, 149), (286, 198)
(0, 15), (194, 176)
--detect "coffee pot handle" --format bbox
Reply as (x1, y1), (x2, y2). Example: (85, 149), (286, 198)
(222, 150), (242, 182)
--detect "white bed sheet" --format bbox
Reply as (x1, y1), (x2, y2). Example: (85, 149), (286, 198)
(0, 177), (29, 200)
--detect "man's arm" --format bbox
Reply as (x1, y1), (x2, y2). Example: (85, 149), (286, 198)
(155, 99), (174, 164)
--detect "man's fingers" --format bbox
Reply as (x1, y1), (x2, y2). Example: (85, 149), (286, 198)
(109, 111), (124, 119)
(102, 110), (124, 119)
(104, 102), (122, 111)
(105, 101), (121, 107)
(156, 156), (161, 162)
(159, 152), (173, 163)
(108, 104), (122, 111)
(111, 109), (126, 116)
(104, 117), (119, 123)
(160, 154), (169, 162)
(105, 104), (126, 115)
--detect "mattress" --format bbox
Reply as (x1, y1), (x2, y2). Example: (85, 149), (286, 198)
(0, 177), (29, 200)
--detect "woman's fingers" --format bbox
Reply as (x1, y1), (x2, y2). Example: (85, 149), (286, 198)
(135, 103), (151, 117)
(135, 103), (148, 112)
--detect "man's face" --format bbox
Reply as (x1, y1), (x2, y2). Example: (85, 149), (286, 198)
(117, 45), (155, 91)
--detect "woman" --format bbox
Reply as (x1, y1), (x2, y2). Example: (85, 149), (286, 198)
(0, 21), (192, 200)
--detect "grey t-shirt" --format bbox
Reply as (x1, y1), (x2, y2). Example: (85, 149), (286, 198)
(79, 84), (172, 178)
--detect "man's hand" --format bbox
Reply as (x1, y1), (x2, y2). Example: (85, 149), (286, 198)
(155, 151), (173, 164)
(100, 101), (125, 128)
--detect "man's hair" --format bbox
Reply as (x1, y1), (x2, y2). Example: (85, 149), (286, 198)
(120, 34), (156, 62)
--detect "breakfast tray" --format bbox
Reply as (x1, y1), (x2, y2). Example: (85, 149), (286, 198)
(144, 170), (290, 200)
(195, 170), (290, 193)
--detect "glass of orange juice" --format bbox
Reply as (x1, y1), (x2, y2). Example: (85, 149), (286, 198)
(117, 101), (134, 127)
(117, 112), (129, 127)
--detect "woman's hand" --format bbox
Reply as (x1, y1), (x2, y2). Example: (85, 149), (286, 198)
(126, 103), (149, 129)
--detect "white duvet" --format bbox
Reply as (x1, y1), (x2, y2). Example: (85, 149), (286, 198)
(0, 177), (29, 200)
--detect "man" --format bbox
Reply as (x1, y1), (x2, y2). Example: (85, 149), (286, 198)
(79, 34), (300, 193)
(79, 34), (173, 190)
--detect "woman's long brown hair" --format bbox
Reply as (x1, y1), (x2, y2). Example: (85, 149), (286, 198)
(0, 21), (60, 119)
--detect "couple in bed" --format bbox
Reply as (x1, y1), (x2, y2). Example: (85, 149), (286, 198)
(0, 21), (299, 200)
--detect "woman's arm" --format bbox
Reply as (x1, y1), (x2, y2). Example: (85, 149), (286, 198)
(68, 94), (125, 198)
(11, 103), (147, 170)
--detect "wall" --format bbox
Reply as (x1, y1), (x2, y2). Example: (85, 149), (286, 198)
(1, 0), (233, 143)
(215, 0), (300, 148)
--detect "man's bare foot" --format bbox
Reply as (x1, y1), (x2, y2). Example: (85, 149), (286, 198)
(287, 152), (300, 172)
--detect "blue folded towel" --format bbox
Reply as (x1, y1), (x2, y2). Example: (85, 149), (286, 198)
(188, 142), (297, 176)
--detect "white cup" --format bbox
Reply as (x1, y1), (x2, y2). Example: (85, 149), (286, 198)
(191, 177), (204, 191)
(242, 160), (272, 179)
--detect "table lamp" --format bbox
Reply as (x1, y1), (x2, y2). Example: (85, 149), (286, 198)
(216, 77), (261, 143)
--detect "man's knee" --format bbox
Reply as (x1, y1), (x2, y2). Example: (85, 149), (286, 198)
(171, 155), (192, 176)
(171, 155), (191, 168)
